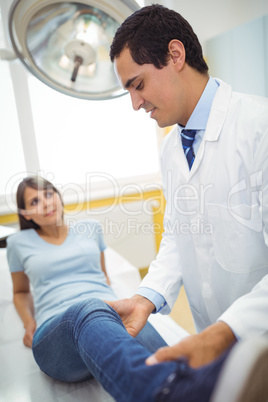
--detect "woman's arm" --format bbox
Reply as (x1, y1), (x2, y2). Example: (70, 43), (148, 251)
(100, 252), (111, 286)
(11, 271), (36, 348)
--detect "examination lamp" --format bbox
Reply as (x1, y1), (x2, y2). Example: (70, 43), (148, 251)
(3, 0), (140, 100)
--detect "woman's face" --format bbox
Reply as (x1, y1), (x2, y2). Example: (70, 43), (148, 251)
(22, 186), (64, 228)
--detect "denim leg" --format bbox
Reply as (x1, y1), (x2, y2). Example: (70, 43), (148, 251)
(32, 309), (92, 383)
(32, 298), (176, 402)
(155, 350), (234, 402)
(135, 320), (168, 353)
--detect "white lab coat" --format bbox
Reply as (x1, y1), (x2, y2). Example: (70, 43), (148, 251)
(141, 79), (268, 338)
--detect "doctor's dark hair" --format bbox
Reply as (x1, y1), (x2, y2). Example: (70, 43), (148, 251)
(110, 4), (208, 74)
(16, 176), (64, 231)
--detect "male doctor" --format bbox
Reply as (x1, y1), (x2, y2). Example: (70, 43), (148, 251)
(108, 4), (268, 370)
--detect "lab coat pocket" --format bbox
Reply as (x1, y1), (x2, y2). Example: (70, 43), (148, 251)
(207, 203), (268, 273)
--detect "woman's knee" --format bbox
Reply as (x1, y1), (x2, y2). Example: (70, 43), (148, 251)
(76, 298), (113, 316)
(69, 298), (123, 328)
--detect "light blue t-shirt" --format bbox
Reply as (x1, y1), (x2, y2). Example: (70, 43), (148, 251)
(7, 220), (117, 328)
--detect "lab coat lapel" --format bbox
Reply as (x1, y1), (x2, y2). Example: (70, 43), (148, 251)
(188, 79), (233, 179)
(204, 79), (233, 142)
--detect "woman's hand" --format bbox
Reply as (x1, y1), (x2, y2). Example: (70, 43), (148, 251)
(11, 272), (36, 348)
(23, 318), (36, 348)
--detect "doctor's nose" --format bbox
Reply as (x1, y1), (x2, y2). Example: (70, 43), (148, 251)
(130, 92), (144, 111)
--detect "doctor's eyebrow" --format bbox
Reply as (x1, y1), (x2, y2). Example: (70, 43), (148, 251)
(125, 75), (139, 89)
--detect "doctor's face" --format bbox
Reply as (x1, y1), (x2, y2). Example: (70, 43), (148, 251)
(114, 47), (186, 127)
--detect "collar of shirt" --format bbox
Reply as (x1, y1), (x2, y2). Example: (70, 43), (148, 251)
(176, 77), (219, 153)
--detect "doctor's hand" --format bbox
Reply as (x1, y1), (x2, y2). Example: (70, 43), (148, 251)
(106, 295), (155, 337)
(146, 321), (236, 368)
(23, 318), (36, 348)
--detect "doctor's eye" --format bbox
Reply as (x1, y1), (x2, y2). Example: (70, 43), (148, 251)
(135, 81), (144, 91)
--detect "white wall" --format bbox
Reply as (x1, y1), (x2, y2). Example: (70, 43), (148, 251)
(146, 0), (268, 52)
(65, 201), (158, 268)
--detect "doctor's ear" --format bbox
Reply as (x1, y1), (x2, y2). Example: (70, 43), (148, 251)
(168, 40), (186, 70)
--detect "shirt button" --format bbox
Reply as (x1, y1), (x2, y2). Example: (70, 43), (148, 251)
(202, 281), (212, 298)
(161, 387), (170, 395)
(167, 372), (176, 383)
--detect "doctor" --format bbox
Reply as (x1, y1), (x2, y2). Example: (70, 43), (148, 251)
(108, 4), (268, 368)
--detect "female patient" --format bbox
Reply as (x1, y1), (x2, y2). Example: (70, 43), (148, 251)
(7, 176), (177, 402)
(7, 176), (243, 402)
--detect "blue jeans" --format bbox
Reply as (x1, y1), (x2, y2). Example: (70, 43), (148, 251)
(32, 298), (177, 402)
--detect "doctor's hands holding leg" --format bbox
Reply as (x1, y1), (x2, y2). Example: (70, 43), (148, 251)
(146, 321), (236, 368)
(107, 295), (236, 368)
(106, 295), (155, 337)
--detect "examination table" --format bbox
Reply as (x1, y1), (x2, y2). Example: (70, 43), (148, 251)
(0, 246), (188, 402)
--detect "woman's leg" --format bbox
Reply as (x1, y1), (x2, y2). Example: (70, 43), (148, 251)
(32, 298), (176, 402)
(134, 319), (168, 353)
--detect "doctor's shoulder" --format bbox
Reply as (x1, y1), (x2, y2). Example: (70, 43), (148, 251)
(230, 91), (268, 122)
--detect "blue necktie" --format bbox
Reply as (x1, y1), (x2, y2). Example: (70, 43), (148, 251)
(181, 129), (197, 170)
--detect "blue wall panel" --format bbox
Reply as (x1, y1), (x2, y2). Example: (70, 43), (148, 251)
(206, 15), (268, 97)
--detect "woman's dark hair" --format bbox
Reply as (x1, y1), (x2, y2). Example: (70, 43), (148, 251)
(110, 4), (208, 74)
(16, 176), (63, 231)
